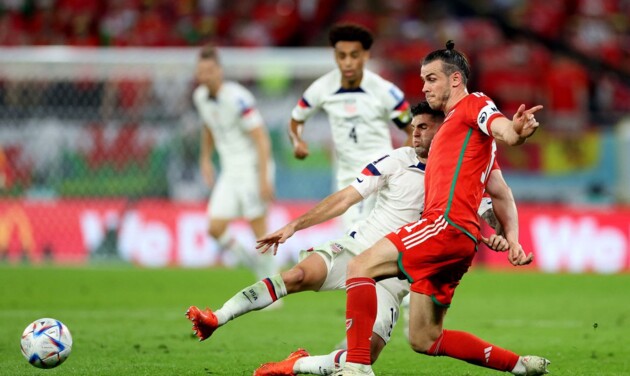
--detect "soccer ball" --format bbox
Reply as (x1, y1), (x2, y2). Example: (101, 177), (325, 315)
(20, 318), (73, 369)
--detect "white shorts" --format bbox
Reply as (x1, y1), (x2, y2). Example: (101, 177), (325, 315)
(299, 235), (410, 343)
(208, 175), (267, 220)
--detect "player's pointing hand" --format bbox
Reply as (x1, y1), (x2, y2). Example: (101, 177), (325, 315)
(512, 104), (543, 139)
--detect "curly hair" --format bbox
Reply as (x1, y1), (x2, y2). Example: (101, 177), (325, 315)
(328, 24), (374, 50)
(411, 100), (445, 119)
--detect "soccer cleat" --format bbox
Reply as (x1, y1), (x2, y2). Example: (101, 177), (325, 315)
(253, 348), (310, 376)
(185, 306), (219, 341)
(517, 355), (551, 376)
(332, 362), (375, 376)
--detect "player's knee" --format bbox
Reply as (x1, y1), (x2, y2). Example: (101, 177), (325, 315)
(281, 267), (307, 293)
(408, 330), (440, 354)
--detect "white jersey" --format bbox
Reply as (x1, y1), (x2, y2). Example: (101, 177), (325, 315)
(348, 147), (426, 247)
(193, 81), (266, 178)
(291, 69), (411, 189)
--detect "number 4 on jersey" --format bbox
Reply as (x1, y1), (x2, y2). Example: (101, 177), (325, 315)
(349, 125), (358, 143)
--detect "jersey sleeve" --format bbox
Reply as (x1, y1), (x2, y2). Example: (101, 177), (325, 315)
(384, 84), (411, 129)
(469, 92), (506, 136)
(291, 80), (322, 123)
(477, 195), (493, 217)
(236, 88), (264, 131)
(350, 153), (396, 198)
(491, 158), (500, 171)
(192, 86), (204, 114)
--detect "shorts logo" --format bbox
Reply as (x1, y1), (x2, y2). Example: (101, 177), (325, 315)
(345, 319), (353, 331)
(331, 242), (344, 254)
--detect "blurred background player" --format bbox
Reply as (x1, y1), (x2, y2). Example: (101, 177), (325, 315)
(193, 45), (278, 282)
(338, 41), (548, 376)
(288, 23), (412, 231)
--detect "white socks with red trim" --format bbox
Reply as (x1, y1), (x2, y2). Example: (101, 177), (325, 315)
(214, 274), (287, 325)
(294, 350), (346, 375)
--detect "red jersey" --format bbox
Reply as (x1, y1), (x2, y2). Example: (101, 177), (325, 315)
(423, 92), (505, 241)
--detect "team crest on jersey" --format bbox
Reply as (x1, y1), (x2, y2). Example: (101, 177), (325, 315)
(444, 109), (456, 122)
(344, 99), (357, 114)
(331, 242), (345, 254)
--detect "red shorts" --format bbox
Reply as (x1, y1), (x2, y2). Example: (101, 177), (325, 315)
(385, 215), (476, 307)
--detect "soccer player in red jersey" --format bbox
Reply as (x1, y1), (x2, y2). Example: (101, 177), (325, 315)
(336, 41), (550, 376)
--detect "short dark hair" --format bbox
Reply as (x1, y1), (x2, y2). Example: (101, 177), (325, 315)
(199, 44), (220, 62)
(328, 24), (373, 50)
(411, 100), (445, 119)
(422, 40), (471, 85)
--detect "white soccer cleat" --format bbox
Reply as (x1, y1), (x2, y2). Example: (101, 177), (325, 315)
(332, 362), (375, 376)
(515, 355), (551, 376)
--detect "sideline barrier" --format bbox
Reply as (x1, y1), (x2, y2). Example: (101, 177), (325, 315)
(1, 199), (629, 273)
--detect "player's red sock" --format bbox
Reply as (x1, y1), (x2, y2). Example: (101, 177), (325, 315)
(427, 329), (519, 371)
(345, 277), (377, 365)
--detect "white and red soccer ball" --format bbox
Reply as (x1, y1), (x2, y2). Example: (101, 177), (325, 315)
(20, 318), (73, 369)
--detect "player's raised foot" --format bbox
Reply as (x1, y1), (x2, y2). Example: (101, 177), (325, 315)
(332, 362), (375, 376)
(513, 355), (551, 376)
(253, 348), (310, 376)
(185, 306), (218, 341)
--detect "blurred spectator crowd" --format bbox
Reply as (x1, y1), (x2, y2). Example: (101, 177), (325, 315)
(1, 0), (629, 127)
(1, 0), (629, 202)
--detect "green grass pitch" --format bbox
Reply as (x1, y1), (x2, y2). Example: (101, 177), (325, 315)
(0, 265), (628, 375)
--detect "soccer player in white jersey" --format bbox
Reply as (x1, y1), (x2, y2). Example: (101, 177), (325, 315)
(185, 102), (514, 375)
(192, 45), (277, 281)
(289, 23), (413, 230)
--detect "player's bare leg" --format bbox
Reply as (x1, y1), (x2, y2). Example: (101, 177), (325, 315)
(209, 218), (257, 270)
(186, 253), (328, 341)
(407, 291), (550, 375)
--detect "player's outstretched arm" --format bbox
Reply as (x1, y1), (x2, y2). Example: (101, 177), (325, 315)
(485, 168), (533, 266)
(491, 104), (543, 146)
(256, 186), (363, 255)
(288, 118), (309, 159)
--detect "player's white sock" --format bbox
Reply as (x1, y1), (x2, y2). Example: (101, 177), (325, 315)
(214, 274), (287, 325)
(511, 356), (526, 375)
(216, 231), (255, 269)
(294, 350), (346, 375)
